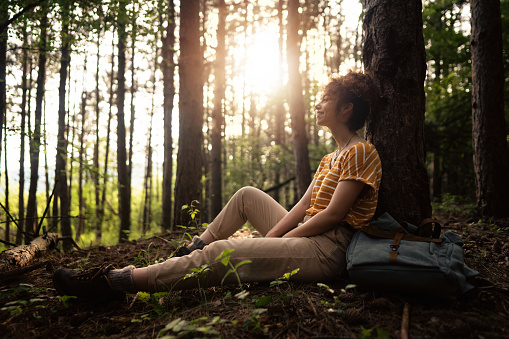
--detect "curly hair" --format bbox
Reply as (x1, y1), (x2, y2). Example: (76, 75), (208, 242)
(323, 71), (376, 131)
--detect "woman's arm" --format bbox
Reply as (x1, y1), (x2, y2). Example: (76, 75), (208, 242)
(265, 179), (316, 237)
(282, 180), (365, 238)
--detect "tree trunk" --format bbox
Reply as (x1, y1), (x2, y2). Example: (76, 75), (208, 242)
(160, 1), (176, 231)
(272, 0), (286, 203)
(26, 10), (48, 242)
(0, 233), (59, 272)
(0, 1), (7, 164)
(98, 35), (116, 238)
(470, 0), (509, 217)
(76, 90), (87, 240)
(362, 0), (432, 225)
(210, 0), (226, 219)
(128, 14), (136, 198)
(161, 0), (176, 231)
(18, 21), (28, 245)
(56, 2), (72, 251)
(4, 119), (9, 242)
(287, 0), (312, 197)
(93, 30), (101, 240)
(117, 0), (131, 240)
(173, 0), (203, 228)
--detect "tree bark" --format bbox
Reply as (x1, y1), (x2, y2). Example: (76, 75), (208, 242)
(0, 233), (59, 272)
(98, 35), (116, 238)
(18, 21), (28, 245)
(362, 0), (432, 225)
(470, 0), (509, 217)
(76, 90), (87, 240)
(287, 0), (312, 197)
(210, 0), (226, 220)
(161, 0), (175, 231)
(4, 118), (9, 242)
(0, 1), (6, 163)
(117, 0), (131, 240)
(26, 10), (48, 242)
(93, 30), (101, 240)
(56, 2), (72, 251)
(173, 0), (204, 228)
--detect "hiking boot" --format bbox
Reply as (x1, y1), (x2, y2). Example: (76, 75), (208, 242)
(52, 264), (125, 301)
(172, 245), (193, 257)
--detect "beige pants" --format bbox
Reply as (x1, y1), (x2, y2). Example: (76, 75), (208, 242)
(146, 186), (355, 292)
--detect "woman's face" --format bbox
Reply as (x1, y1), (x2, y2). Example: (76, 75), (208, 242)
(315, 92), (338, 127)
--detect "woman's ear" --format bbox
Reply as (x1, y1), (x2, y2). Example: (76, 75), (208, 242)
(342, 102), (353, 112)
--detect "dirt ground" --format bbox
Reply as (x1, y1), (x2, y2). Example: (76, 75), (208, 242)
(0, 212), (508, 338)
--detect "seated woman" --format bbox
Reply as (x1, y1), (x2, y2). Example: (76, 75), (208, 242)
(53, 70), (382, 299)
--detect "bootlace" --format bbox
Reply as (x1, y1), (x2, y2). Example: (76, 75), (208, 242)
(74, 263), (114, 289)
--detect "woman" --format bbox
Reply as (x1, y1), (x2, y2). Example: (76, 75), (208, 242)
(53, 70), (382, 299)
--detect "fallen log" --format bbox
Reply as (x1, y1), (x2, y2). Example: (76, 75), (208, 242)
(0, 233), (59, 272)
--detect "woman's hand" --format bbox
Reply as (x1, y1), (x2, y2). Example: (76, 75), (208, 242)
(282, 180), (365, 238)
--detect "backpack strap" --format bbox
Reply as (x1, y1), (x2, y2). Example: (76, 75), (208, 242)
(419, 218), (442, 239)
(362, 225), (443, 244)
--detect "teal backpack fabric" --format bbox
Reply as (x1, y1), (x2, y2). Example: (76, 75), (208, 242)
(346, 213), (479, 299)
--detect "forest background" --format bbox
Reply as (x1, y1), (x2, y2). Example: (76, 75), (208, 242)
(0, 0), (508, 251)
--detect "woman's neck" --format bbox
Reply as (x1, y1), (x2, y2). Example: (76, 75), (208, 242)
(331, 126), (357, 151)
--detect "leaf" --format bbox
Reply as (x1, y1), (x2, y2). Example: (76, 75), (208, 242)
(255, 295), (273, 307)
(234, 260), (252, 269)
(215, 248), (235, 261)
(235, 290), (250, 300)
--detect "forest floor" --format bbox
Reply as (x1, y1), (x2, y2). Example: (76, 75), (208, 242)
(0, 210), (508, 339)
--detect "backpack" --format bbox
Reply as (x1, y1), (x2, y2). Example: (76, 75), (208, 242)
(346, 212), (479, 299)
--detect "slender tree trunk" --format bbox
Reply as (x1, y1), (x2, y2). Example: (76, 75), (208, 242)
(98, 35), (116, 237)
(287, 0), (312, 197)
(272, 0), (286, 203)
(0, 1), (7, 163)
(43, 100), (50, 227)
(18, 22), (28, 245)
(128, 14), (136, 197)
(470, 0), (509, 217)
(160, 0), (176, 231)
(173, 0), (203, 228)
(209, 0), (226, 219)
(26, 10), (48, 242)
(143, 112), (154, 235)
(362, 0), (431, 225)
(93, 30), (101, 240)
(76, 90), (87, 240)
(56, 1), (72, 250)
(4, 118), (9, 242)
(117, 0), (131, 240)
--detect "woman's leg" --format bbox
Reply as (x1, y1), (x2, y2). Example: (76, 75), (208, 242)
(143, 232), (350, 292)
(199, 186), (288, 244)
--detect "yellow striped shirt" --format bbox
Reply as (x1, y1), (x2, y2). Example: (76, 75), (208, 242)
(306, 140), (382, 228)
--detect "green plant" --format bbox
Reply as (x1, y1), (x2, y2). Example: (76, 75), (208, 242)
(173, 201), (209, 253)
(56, 295), (77, 308)
(242, 308), (268, 334)
(132, 243), (161, 267)
(215, 249), (252, 300)
(137, 291), (170, 317)
(158, 316), (227, 338)
(269, 268), (300, 301)
(184, 263), (212, 303)
(317, 283), (356, 315)
(359, 326), (390, 339)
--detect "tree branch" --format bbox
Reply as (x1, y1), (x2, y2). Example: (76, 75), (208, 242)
(0, 0), (48, 34)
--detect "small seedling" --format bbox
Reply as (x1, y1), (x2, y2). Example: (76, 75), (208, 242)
(56, 295), (77, 308)
(184, 263), (212, 303)
(215, 249), (252, 297)
(243, 308), (268, 334)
